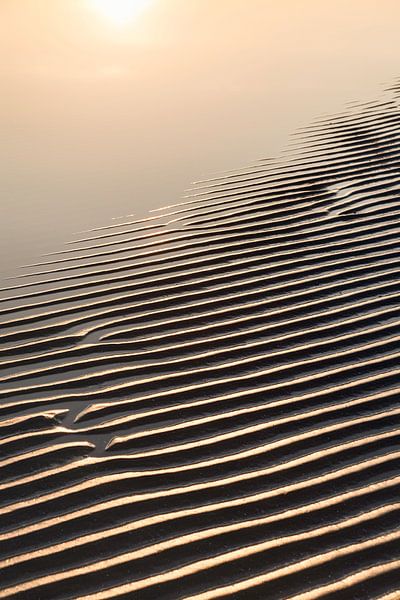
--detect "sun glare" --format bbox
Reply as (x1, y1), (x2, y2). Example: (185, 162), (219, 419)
(89, 0), (152, 26)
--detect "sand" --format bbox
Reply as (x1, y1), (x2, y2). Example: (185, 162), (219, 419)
(0, 82), (400, 599)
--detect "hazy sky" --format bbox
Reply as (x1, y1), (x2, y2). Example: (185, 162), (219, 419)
(1, 0), (400, 275)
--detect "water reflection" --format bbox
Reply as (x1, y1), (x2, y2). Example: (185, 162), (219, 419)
(1, 0), (400, 275)
(89, 0), (153, 26)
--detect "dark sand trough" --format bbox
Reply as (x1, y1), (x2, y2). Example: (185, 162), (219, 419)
(1, 82), (400, 598)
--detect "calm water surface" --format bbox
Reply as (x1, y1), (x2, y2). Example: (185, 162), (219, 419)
(1, 0), (400, 275)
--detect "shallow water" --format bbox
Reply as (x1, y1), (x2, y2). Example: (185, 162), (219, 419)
(1, 0), (400, 275)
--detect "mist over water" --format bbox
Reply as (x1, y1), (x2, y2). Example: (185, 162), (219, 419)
(1, 0), (400, 275)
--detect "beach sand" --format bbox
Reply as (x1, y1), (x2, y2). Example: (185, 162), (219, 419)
(1, 82), (400, 598)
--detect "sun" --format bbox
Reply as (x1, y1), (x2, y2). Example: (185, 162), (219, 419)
(89, 0), (152, 26)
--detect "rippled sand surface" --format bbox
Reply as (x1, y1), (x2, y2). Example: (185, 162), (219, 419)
(1, 82), (400, 598)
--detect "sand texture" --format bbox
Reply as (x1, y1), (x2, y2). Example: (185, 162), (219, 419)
(1, 84), (400, 598)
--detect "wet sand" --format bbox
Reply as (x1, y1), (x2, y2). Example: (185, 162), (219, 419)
(1, 82), (400, 598)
